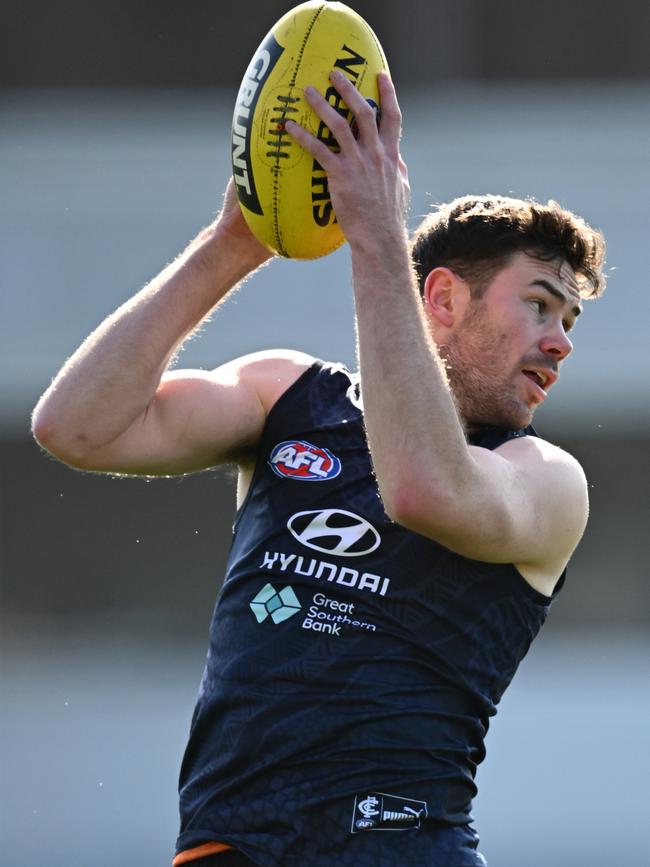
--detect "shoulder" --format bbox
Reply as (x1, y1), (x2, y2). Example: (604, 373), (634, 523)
(495, 433), (587, 490)
(495, 434), (589, 587)
(210, 348), (317, 414)
(494, 433), (589, 518)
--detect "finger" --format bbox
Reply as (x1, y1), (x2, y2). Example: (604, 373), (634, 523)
(284, 114), (338, 171)
(329, 69), (381, 143)
(303, 82), (358, 152)
(376, 72), (403, 152)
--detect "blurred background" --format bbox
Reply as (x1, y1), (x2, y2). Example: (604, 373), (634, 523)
(1, 1), (649, 865)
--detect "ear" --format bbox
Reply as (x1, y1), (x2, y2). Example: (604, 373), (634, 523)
(422, 267), (469, 328)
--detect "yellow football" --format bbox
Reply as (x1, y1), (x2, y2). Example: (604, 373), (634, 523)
(230, 0), (388, 260)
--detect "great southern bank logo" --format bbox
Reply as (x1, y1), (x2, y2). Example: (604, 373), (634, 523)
(287, 509), (380, 557)
(269, 440), (341, 481)
(249, 583), (301, 624)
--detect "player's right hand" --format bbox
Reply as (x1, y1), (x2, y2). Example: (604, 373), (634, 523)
(285, 71), (410, 257)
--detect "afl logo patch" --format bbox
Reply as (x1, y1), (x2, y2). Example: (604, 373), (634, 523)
(269, 440), (341, 481)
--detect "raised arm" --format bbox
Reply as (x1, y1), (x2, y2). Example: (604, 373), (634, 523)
(286, 72), (588, 595)
(32, 182), (309, 475)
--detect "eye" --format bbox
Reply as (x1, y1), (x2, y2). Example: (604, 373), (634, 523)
(529, 298), (546, 315)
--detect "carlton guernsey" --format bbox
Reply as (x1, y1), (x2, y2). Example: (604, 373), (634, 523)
(176, 361), (564, 866)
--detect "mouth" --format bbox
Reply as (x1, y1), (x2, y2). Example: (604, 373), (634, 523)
(521, 368), (558, 399)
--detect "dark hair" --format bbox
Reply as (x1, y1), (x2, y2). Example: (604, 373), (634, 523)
(410, 195), (606, 299)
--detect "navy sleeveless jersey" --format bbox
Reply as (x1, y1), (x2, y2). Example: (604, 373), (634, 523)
(176, 361), (564, 866)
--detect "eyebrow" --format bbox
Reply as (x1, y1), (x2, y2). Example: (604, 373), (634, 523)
(529, 279), (582, 318)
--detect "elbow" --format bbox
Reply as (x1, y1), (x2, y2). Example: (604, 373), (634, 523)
(381, 482), (415, 527)
(380, 472), (466, 542)
(31, 402), (56, 451)
(380, 475), (435, 531)
(31, 403), (91, 468)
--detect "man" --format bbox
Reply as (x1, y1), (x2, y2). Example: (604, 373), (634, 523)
(33, 73), (605, 866)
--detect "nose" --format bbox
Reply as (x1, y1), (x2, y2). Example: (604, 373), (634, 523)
(539, 322), (573, 360)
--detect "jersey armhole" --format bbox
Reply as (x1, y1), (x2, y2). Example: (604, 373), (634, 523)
(509, 563), (567, 605)
(232, 359), (324, 531)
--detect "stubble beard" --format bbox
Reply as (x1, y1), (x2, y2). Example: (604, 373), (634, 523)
(439, 303), (534, 432)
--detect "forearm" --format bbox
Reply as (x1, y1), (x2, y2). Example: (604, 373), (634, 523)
(352, 239), (475, 519)
(33, 219), (270, 458)
(285, 71), (480, 520)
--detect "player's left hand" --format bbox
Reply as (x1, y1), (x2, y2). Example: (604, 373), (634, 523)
(285, 71), (410, 254)
(217, 178), (275, 264)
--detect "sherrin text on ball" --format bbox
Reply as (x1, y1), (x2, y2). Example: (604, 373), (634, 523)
(231, 0), (388, 259)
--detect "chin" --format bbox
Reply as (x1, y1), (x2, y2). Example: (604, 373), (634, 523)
(468, 402), (533, 431)
(514, 410), (535, 429)
(498, 390), (538, 429)
(502, 403), (534, 430)
(454, 378), (535, 431)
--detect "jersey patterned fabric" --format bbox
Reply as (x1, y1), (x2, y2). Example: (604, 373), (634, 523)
(176, 361), (564, 867)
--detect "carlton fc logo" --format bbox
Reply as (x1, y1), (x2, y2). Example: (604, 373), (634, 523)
(287, 509), (380, 557)
(269, 440), (341, 481)
(351, 791), (428, 833)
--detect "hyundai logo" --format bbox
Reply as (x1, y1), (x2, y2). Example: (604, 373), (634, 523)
(287, 509), (381, 557)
